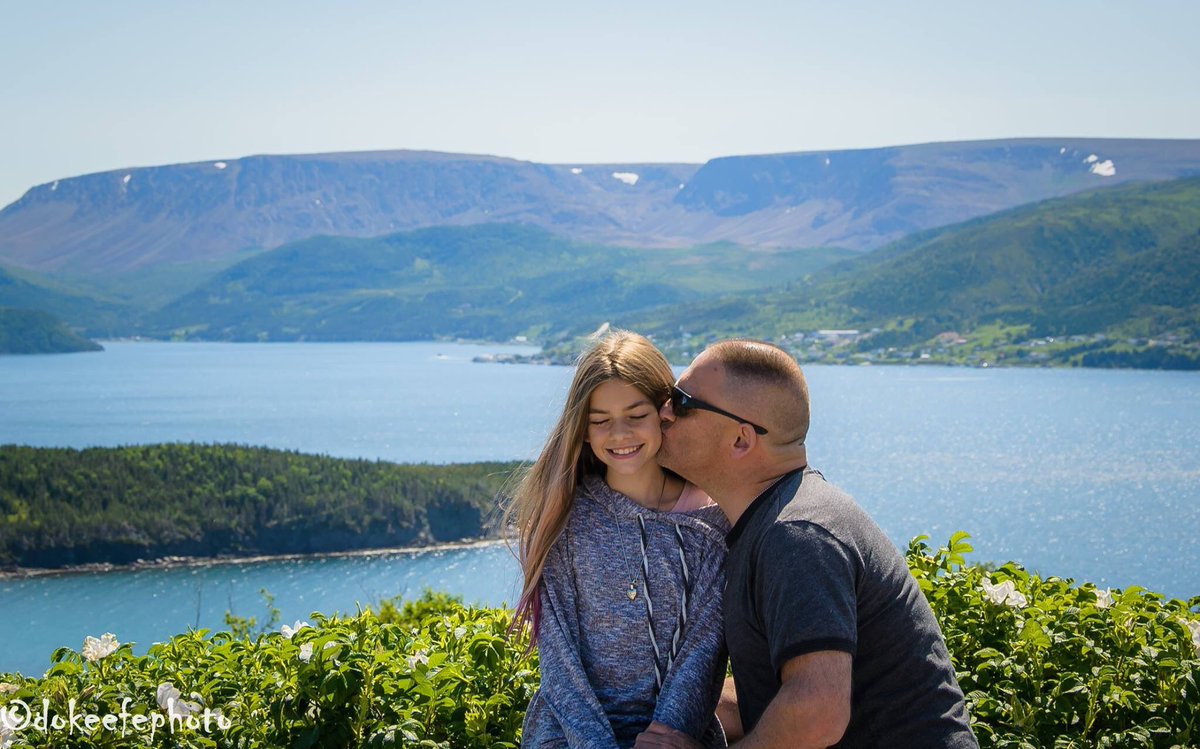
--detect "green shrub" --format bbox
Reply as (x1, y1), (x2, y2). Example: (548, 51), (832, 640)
(373, 590), (467, 628)
(0, 600), (536, 748)
(910, 533), (1200, 748)
(1, 537), (1197, 748)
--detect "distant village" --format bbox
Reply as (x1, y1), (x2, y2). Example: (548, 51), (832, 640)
(473, 326), (1197, 370)
(661, 328), (1196, 368)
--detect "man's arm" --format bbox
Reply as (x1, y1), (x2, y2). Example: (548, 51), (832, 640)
(635, 653), (849, 749)
(735, 521), (858, 747)
(734, 651), (851, 749)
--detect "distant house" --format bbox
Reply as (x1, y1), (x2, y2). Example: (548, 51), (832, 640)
(814, 329), (861, 345)
(935, 331), (967, 345)
(816, 329), (860, 337)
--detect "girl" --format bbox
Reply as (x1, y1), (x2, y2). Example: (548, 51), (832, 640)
(511, 330), (729, 749)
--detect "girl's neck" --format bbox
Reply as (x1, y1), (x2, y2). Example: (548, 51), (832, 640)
(606, 466), (677, 511)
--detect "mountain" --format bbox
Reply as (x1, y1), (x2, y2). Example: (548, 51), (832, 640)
(623, 177), (1200, 364)
(3, 139), (1198, 278)
(0, 308), (103, 354)
(0, 152), (695, 276)
(150, 223), (851, 342)
(673, 138), (1200, 248)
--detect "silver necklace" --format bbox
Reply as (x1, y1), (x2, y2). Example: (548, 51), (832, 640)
(605, 473), (668, 602)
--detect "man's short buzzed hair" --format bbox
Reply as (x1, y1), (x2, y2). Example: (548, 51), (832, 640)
(706, 339), (810, 445)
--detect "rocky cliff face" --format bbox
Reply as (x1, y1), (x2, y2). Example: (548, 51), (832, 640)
(3, 139), (1199, 276)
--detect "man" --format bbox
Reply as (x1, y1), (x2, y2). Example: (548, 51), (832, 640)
(637, 339), (977, 749)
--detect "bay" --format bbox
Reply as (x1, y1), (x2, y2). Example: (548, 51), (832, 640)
(1, 341), (1198, 676)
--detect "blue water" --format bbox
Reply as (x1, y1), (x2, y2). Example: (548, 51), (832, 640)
(0, 341), (565, 463)
(1, 342), (1198, 676)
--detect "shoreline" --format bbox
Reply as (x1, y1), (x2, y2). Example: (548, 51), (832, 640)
(0, 536), (513, 582)
(84, 337), (1197, 372)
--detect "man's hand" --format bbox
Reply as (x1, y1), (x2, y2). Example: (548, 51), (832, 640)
(634, 721), (704, 748)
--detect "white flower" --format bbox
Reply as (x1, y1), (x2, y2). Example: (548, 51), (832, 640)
(981, 578), (1028, 609)
(156, 682), (202, 719)
(82, 633), (120, 662)
(1, 707), (19, 748)
(1184, 619), (1200, 657)
(0, 682), (17, 695)
(171, 699), (203, 719)
(281, 620), (310, 639)
(298, 642), (314, 662)
(405, 650), (430, 669)
(1094, 588), (1114, 609)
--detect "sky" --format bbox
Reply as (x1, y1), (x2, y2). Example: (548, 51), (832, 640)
(2, 0), (1198, 208)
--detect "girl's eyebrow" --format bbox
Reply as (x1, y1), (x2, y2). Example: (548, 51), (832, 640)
(589, 399), (653, 414)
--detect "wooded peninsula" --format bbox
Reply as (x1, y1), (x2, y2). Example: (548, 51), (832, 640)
(0, 444), (518, 571)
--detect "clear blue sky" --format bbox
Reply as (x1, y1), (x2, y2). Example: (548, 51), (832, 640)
(2, 0), (1197, 207)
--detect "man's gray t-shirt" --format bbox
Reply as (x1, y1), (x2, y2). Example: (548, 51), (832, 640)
(724, 467), (977, 748)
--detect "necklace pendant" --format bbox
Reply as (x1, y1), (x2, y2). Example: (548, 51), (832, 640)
(627, 583), (638, 601)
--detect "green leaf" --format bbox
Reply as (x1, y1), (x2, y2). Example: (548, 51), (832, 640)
(1020, 619), (1051, 650)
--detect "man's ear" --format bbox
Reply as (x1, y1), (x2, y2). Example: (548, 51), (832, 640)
(731, 424), (757, 458)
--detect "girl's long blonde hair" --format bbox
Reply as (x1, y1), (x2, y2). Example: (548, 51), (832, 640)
(508, 330), (675, 637)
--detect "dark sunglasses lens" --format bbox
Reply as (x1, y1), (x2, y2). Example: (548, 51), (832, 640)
(672, 389), (692, 415)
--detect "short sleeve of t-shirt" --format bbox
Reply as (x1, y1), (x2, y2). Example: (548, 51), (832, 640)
(754, 520), (859, 674)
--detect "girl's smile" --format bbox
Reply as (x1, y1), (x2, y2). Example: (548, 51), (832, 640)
(608, 444), (644, 457)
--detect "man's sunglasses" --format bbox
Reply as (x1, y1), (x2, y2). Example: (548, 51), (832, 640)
(670, 385), (769, 435)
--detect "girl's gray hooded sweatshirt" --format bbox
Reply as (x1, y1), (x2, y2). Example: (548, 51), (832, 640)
(522, 475), (730, 748)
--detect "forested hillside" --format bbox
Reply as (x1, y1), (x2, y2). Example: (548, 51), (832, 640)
(0, 265), (135, 339)
(0, 307), (103, 354)
(0, 444), (518, 569)
(626, 177), (1200, 369)
(151, 223), (847, 342)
